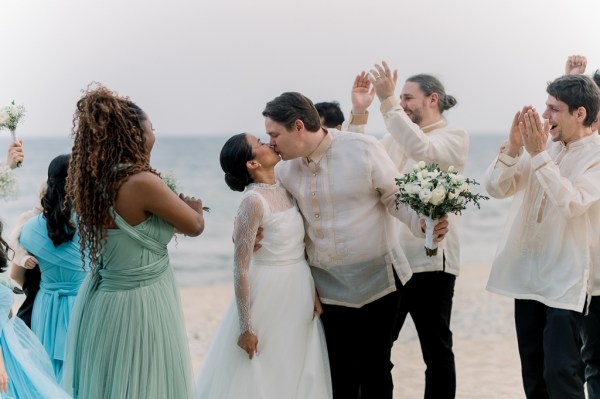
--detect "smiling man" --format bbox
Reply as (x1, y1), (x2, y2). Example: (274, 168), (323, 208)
(484, 74), (600, 399)
(347, 62), (469, 399)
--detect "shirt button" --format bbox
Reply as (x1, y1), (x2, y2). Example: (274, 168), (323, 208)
(311, 192), (316, 197)
(315, 214), (320, 219)
(313, 173), (317, 177)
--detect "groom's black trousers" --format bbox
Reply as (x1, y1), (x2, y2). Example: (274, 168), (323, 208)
(320, 272), (402, 399)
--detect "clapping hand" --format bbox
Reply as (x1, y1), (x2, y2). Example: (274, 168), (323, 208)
(351, 71), (375, 115)
(506, 105), (532, 157)
(520, 108), (549, 157)
(367, 61), (398, 101)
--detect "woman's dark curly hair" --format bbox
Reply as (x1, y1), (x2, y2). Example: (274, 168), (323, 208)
(43, 154), (75, 246)
(65, 83), (158, 270)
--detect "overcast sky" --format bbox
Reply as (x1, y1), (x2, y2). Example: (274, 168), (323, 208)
(1, 0), (598, 139)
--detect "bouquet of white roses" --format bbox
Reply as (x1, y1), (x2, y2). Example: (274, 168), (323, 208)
(395, 161), (488, 256)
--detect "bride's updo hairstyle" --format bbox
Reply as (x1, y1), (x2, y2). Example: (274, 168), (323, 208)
(220, 133), (254, 192)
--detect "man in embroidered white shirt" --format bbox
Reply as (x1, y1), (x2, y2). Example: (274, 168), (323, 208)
(347, 61), (468, 399)
(262, 91), (449, 399)
(485, 74), (600, 399)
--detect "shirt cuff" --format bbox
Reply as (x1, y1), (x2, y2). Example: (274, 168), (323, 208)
(531, 151), (552, 171)
(380, 96), (400, 114)
(349, 110), (369, 125)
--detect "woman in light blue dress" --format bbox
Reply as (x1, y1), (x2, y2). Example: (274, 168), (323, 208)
(14, 154), (88, 382)
(0, 220), (71, 398)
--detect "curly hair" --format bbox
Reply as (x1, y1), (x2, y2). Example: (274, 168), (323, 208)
(65, 83), (158, 270)
(43, 154), (76, 246)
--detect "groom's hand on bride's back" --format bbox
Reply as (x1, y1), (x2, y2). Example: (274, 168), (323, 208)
(253, 227), (264, 252)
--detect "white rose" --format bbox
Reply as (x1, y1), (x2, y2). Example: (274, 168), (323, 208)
(460, 182), (470, 193)
(447, 190), (458, 200)
(403, 183), (417, 195)
(429, 186), (446, 205)
(418, 161), (426, 169)
(419, 188), (432, 204)
(420, 179), (433, 189)
(420, 170), (429, 179)
(428, 170), (440, 179)
(447, 165), (456, 173)
(413, 163), (422, 172)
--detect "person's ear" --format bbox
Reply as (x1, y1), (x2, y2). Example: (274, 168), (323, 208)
(429, 93), (439, 108)
(246, 160), (261, 170)
(575, 106), (587, 123)
(294, 119), (305, 132)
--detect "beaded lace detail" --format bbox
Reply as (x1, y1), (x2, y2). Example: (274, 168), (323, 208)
(233, 183), (294, 333)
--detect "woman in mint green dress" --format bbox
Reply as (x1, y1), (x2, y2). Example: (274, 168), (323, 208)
(62, 85), (206, 399)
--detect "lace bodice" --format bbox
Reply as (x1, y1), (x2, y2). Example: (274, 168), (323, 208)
(233, 183), (305, 333)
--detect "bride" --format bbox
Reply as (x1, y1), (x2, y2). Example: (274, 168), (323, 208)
(195, 133), (332, 398)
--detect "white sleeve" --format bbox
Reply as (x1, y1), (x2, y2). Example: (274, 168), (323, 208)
(232, 193), (264, 334)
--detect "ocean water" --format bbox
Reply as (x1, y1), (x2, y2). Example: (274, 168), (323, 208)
(0, 134), (510, 287)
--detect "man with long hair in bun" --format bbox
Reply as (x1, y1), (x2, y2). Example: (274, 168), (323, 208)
(348, 61), (469, 399)
(62, 84), (205, 399)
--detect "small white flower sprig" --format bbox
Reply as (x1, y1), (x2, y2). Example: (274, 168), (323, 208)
(162, 172), (210, 213)
(0, 101), (26, 141)
(0, 164), (17, 199)
(395, 162), (489, 221)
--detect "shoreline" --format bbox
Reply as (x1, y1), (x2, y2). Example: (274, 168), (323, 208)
(181, 262), (524, 398)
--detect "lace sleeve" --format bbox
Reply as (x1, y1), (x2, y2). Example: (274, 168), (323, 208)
(232, 193), (264, 334)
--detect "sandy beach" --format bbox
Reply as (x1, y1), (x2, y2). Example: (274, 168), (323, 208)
(181, 262), (524, 399)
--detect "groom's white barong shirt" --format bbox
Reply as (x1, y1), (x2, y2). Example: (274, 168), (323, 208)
(275, 129), (424, 308)
(484, 134), (600, 311)
(348, 96), (469, 276)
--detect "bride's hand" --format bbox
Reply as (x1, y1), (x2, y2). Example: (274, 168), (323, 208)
(237, 331), (258, 359)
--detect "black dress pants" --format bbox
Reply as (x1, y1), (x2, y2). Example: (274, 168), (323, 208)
(320, 273), (402, 399)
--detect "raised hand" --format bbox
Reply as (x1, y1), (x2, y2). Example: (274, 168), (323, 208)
(507, 106), (531, 157)
(367, 61), (398, 101)
(6, 140), (24, 169)
(520, 109), (549, 156)
(565, 54), (587, 75)
(351, 71), (375, 114)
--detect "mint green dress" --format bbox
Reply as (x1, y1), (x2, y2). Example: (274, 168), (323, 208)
(62, 212), (193, 398)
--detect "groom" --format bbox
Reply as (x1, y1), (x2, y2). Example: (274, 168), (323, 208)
(262, 92), (449, 399)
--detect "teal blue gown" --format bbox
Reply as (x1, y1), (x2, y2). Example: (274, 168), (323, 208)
(18, 214), (88, 382)
(0, 278), (71, 398)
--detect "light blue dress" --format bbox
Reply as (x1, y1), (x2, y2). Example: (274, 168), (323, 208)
(0, 278), (71, 398)
(18, 214), (88, 382)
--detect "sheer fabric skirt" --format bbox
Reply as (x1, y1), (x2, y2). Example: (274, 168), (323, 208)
(62, 268), (193, 399)
(195, 260), (332, 398)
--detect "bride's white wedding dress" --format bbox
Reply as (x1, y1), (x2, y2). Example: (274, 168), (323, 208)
(195, 183), (332, 399)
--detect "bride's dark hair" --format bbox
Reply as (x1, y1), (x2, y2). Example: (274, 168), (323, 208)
(220, 133), (254, 192)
